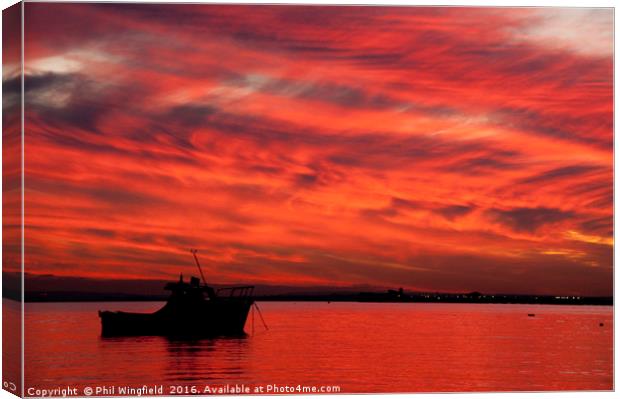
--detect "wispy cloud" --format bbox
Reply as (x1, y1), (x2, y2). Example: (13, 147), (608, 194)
(11, 4), (613, 295)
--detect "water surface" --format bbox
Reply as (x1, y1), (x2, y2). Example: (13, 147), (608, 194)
(23, 301), (612, 394)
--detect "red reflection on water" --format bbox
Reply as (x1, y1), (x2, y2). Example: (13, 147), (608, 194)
(24, 302), (612, 395)
(3, 299), (22, 397)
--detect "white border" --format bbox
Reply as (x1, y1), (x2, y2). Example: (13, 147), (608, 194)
(0, 2), (616, 399)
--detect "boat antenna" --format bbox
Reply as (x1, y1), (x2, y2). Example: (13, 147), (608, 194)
(190, 249), (208, 286)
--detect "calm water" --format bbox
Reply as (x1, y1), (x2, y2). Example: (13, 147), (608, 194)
(20, 301), (612, 394)
(3, 299), (22, 396)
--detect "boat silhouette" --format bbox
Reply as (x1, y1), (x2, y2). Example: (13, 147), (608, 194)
(99, 250), (254, 337)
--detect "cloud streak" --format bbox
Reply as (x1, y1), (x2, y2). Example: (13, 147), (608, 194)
(11, 4), (613, 295)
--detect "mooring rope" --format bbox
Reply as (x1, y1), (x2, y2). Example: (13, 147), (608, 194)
(253, 302), (269, 331)
(251, 301), (255, 335)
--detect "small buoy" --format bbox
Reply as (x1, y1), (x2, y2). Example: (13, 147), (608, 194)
(528, 313), (535, 317)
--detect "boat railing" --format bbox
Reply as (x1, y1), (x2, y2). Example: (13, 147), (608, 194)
(216, 285), (254, 299)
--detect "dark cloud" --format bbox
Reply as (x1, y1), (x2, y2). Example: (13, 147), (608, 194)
(24, 72), (111, 133)
(84, 186), (167, 207)
(362, 198), (474, 222)
(580, 216), (613, 237)
(391, 197), (425, 210)
(443, 155), (520, 174)
(3, 74), (21, 96)
(584, 190), (613, 209)
(487, 206), (575, 233)
(294, 173), (319, 187)
(79, 228), (117, 238)
(495, 106), (612, 149)
(519, 165), (604, 184)
(360, 197), (421, 220)
(25, 72), (78, 93)
(26, 176), (171, 211)
(166, 104), (217, 127)
(437, 205), (474, 220)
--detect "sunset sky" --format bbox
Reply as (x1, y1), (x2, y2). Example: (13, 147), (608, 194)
(4, 4), (613, 295)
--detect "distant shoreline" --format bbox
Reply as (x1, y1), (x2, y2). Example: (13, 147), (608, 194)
(4, 273), (612, 306)
(3, 292), (613, 306)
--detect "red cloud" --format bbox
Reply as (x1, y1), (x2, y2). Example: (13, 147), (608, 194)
(14, 4), (613, 296)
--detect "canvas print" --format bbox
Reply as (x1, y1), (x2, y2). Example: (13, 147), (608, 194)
(2, 2), (614, 397)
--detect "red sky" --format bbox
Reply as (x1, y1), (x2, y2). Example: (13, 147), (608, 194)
(4, 4), (613, 295)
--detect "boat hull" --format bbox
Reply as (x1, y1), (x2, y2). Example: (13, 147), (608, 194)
(99, 299), (253, 337)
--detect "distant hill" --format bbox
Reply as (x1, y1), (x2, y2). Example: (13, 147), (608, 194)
(1, 272), (612, 305)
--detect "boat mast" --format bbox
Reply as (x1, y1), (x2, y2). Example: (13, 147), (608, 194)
(190, 249), (208, 286)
